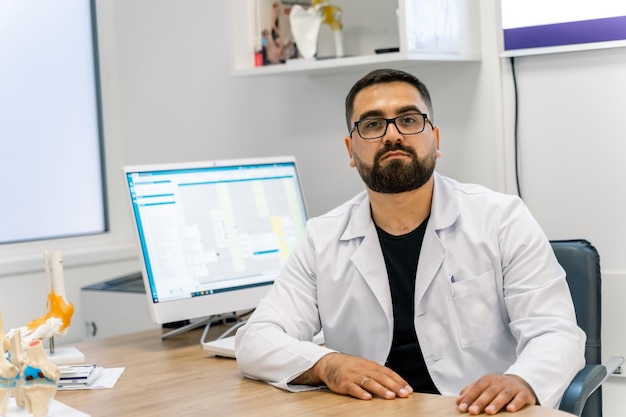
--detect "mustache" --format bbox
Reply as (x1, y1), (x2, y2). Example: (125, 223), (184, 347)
(374, 143), (418, 163)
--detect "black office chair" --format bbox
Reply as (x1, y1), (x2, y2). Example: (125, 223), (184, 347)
(550, 239), (624, 417)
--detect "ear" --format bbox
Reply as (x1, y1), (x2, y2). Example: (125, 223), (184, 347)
(345, 135), (356, 167)
(433, 126), (441, 158)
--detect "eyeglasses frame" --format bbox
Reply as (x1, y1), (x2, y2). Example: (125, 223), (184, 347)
(349, 113), (434, 140)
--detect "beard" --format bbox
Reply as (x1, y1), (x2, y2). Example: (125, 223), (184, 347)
(353, 142), (436, 194)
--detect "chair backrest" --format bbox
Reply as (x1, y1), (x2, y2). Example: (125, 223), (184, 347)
(550, 239), (602, 417)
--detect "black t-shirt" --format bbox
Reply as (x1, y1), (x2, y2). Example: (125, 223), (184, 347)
(375, 218), (439, 394)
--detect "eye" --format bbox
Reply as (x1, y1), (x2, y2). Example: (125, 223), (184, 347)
(362, 119), (384, 129)
(399, 114), (420, 124)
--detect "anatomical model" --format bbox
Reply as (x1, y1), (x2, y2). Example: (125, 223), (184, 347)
(1, 250), (73, 416)
(7, 250), (74, 349)
(0, 324), (19, 417)
(9, 332), (26, 409)
(289, 1), (344, 59)
(21, 340), (60, 417)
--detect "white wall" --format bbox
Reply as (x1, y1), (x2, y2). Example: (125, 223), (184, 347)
(1, 0), (625, 414)
(500, 46), (626, 417)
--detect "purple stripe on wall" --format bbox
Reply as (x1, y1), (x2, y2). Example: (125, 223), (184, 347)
(504, 15), (626, 51)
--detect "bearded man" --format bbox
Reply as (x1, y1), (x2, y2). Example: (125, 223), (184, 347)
(235, 68), (585, 416)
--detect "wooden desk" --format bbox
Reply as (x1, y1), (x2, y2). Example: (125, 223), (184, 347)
(57, 327), (572, 417)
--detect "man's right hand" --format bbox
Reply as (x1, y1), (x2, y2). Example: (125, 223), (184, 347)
(291, 352), (413, 400)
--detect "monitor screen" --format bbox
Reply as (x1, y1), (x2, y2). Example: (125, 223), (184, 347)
(123, 156), (308, 325)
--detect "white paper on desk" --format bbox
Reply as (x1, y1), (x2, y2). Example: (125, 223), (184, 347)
(6, 398), (89, 417)
(58, 367), (125, 390)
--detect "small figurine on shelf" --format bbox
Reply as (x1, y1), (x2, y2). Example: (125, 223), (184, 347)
(21, 340), (60, 417)
(313, 0), (344, 57)
(289, 4), (323, 59)
(289, 0), (344, 59)
(255, 1), (303, 65)
(269, 2), (284, 63)
(6, 250), (74, 350)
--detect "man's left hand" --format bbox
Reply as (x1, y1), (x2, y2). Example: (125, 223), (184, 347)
(456, 374), (537, 415)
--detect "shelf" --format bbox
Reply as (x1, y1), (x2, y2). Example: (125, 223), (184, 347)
(231, 0), (481, 77)
(232, 50), (480, 77)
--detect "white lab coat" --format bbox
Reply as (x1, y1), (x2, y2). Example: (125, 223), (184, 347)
(235, 172), (585, 408)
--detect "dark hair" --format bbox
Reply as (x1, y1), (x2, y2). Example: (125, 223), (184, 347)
(344, 68), (433, 131)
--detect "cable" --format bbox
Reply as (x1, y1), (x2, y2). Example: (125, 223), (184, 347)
(510, 56), (523, 200)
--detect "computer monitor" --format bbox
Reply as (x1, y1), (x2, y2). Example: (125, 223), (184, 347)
(123, 156), (308, 337)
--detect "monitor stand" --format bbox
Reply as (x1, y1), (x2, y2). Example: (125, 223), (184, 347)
(160, 312), (248, 344)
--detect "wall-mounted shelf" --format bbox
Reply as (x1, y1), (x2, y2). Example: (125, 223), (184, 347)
(231, 0), (481, 77)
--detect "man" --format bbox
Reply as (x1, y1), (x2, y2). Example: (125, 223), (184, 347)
(235, 68), (585, 415)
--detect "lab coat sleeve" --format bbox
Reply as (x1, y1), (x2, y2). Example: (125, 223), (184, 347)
(235, 230), (336, 391)
(498, 200), (586, 408)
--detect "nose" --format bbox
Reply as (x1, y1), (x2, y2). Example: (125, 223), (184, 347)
(382, 119), (403, 143)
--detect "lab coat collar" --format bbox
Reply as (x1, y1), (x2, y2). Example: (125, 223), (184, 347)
(340, 171), (461, 241)
(339, 191), (371, 241)
(340, 172), (462, 320)
(430, 172), (461, 232)
(414, 172), (461, 306)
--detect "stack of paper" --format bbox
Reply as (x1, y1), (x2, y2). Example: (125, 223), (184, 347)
(58, 364), (103, 388)
(57, 367), (125, 391)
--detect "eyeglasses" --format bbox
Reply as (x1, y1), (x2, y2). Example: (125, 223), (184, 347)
(350, 113), (433, 140)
